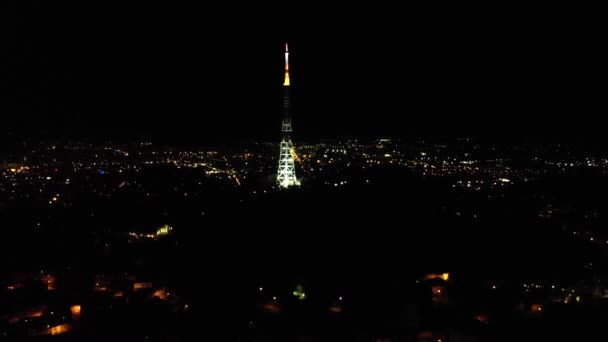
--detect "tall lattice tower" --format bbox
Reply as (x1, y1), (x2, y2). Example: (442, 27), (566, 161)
(277, 42), (300, 189)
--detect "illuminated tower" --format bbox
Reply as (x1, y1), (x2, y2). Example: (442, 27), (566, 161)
(277, 42), (300, 188)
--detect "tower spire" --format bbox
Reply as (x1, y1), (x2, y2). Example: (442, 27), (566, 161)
(283, 42), (290, 86)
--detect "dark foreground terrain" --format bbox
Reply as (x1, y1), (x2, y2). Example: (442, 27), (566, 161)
(3, 162), (608, 341)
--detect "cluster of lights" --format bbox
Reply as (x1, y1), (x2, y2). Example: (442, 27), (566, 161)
(128, 224), (173, 240)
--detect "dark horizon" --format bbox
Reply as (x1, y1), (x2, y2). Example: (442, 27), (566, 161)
(1, 2), (603, 143)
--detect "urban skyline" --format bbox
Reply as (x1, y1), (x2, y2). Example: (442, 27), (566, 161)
(2, 2), (606, 340)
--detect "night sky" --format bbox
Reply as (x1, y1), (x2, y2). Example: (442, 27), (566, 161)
(1, 1), (602, 144)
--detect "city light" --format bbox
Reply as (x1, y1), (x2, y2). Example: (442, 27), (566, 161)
(70, 305), (81, 319)
(293, 285), (306, 300)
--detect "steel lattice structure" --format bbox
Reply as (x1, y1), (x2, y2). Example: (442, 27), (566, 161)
(277, 43), (300, 189)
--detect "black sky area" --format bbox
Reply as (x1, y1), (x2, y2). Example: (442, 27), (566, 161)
(0, 1), (603, 145)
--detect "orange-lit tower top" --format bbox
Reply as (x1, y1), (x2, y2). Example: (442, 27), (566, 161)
(283, 42), (290, 86)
